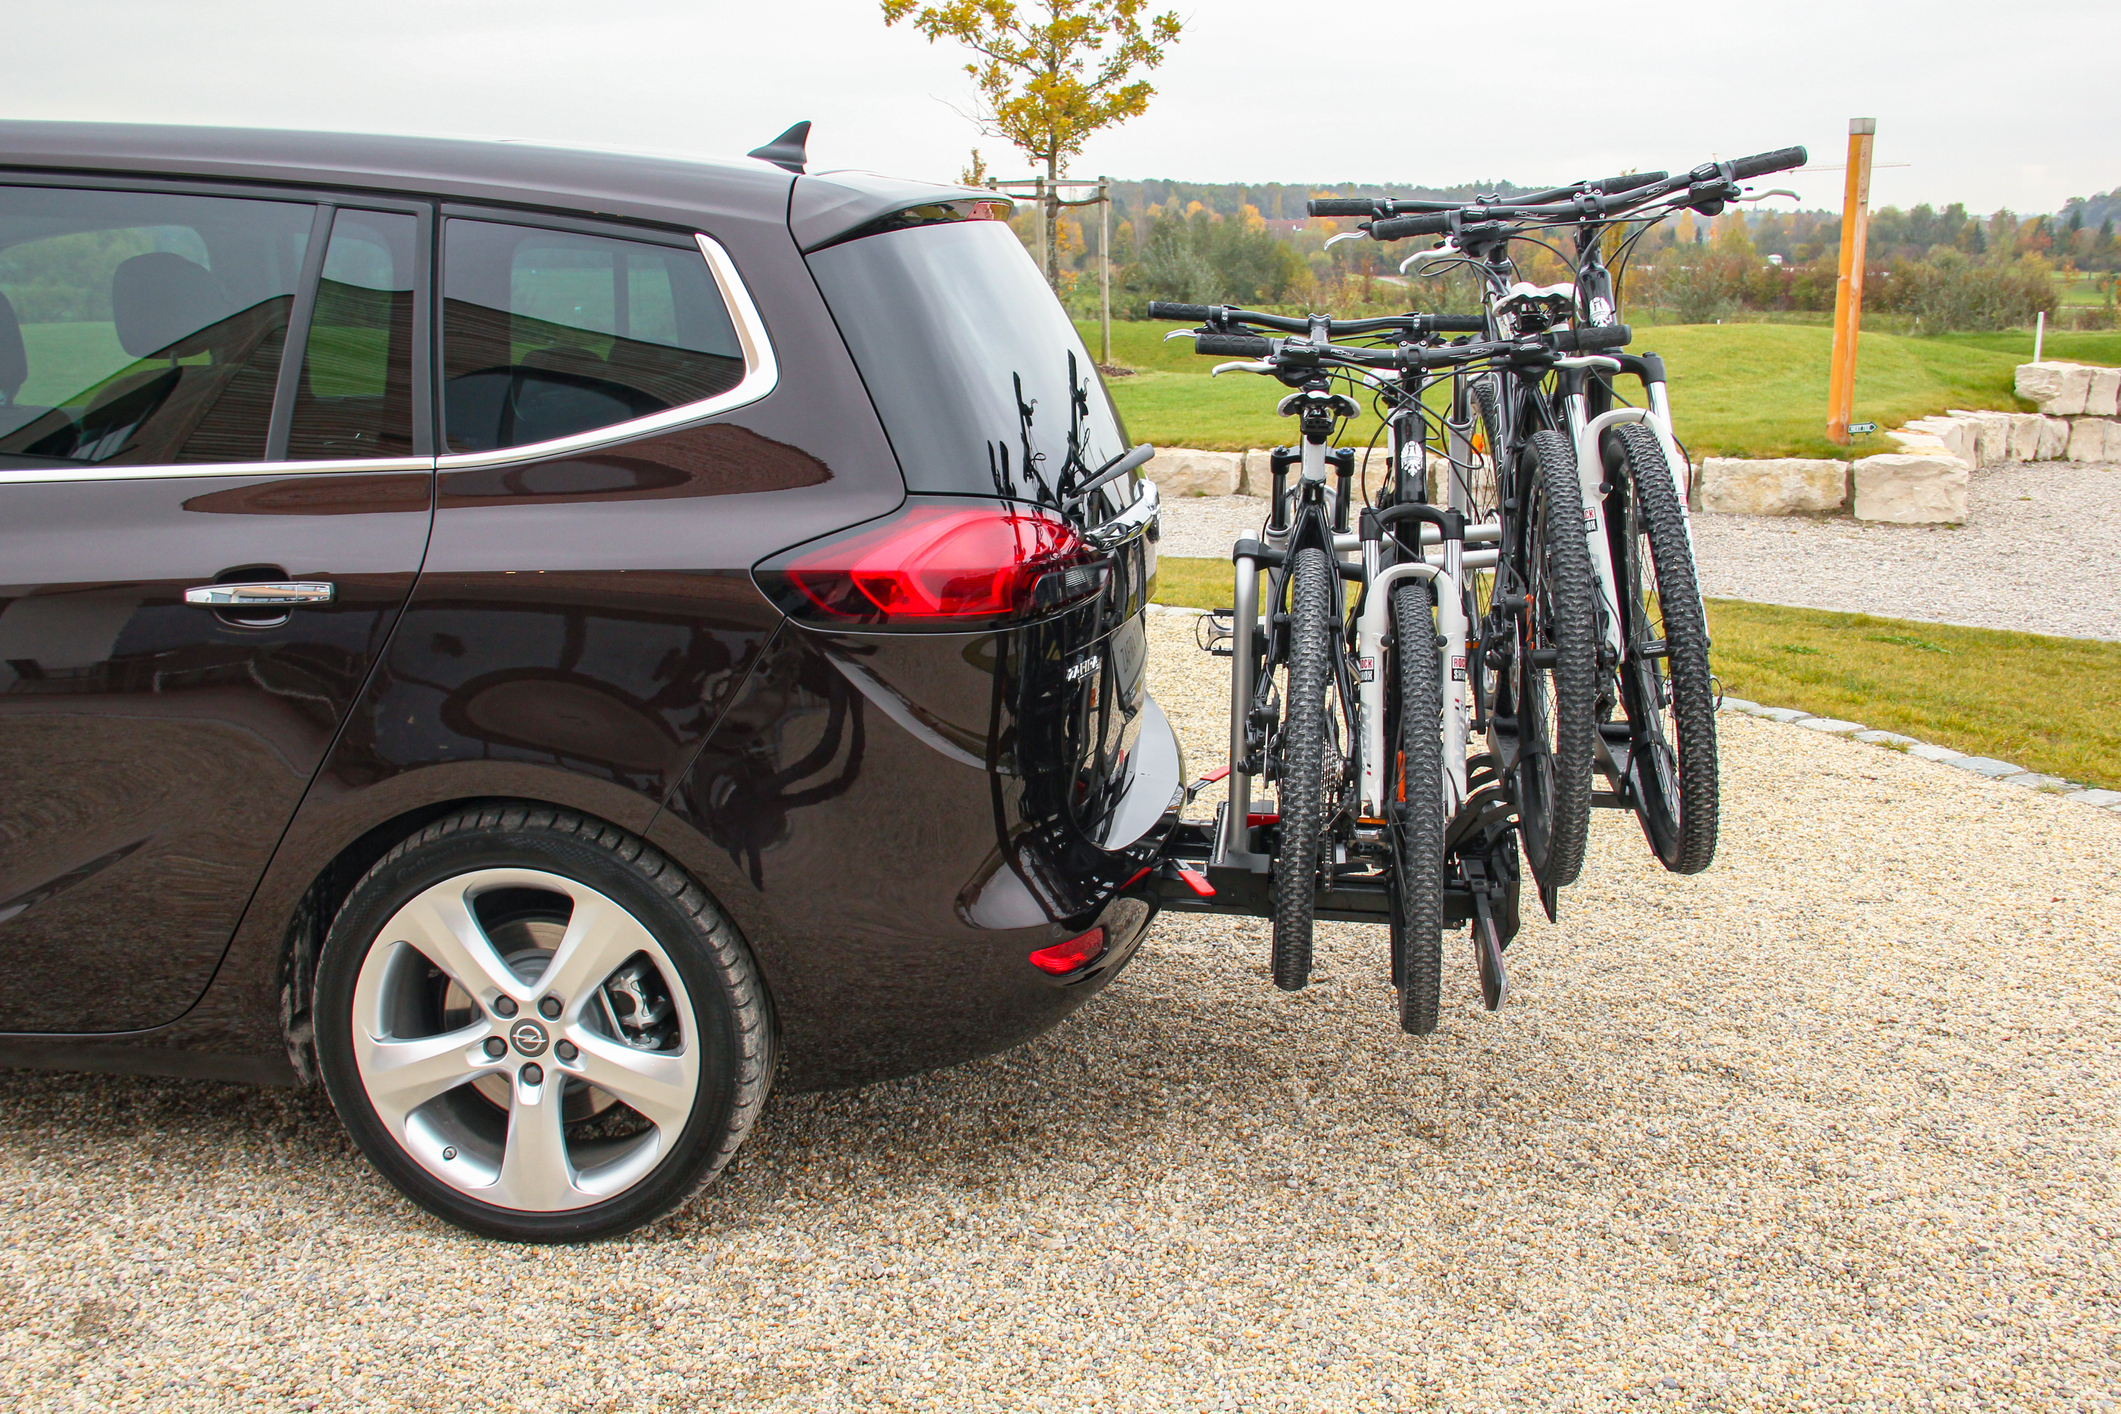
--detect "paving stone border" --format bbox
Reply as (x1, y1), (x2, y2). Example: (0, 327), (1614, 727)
(1715, 694), (2121, 813)
(1142, 605), (2120, 816)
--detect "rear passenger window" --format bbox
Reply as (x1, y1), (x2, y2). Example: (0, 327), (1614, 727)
(0, 185), (314, 468)
(286, 210), (417, 460)
(440, 219), (744, 453)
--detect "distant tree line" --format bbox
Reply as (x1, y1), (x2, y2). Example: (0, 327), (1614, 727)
(1015, 175), (2117, 332)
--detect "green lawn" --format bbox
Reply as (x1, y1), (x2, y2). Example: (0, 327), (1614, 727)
(1089, 319), (2121, 462)
(1147, 556), (2121, 791)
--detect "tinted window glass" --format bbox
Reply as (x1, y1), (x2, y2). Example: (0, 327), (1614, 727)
(441, 220), (744, 453)
(287, 210), (417, 460)
(0, 185), (313, 468)
(806, 219), (1128, 501)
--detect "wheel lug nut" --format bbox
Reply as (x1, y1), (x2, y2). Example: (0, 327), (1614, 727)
(483, 1037), (506, 1059)
(493, 996), (518, 1018)
(555, 1040), (578, 1062)
(521, 1063), (543, 1086)
(539, 996), (562, 1020)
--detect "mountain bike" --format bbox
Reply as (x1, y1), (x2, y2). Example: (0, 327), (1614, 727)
(1311, 144), (1807, 877)
(1146, 302), (1614, 1023)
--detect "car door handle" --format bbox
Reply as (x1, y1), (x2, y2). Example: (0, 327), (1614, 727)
(183, 581), (337, 607)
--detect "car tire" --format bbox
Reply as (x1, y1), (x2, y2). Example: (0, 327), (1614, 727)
(313, 804), (774, 1242)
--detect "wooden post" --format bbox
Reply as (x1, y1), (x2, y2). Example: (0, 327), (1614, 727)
(1826, 118), (1877, 444)
(1099, 177), (1113, 367)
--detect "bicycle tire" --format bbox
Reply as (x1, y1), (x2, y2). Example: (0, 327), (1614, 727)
(1271, 546), (1335, 991)
(1389, 581), (1446, 1034)
(1604, 422), (1719, 874)
(1512, 428), (1597, 894)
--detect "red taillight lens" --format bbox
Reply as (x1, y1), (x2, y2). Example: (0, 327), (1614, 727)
(1027, 927), (1106, 976)
(760, 504), (1106, 628)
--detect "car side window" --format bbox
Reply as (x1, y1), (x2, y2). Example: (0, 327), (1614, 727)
(285, 210), (417, 460)
(0, 185), (314, 468)
(440, 219), (744, 454)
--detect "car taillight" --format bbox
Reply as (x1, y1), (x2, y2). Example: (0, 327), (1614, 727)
(1027, 927), (1106, 976)
(758, 503), (1107, 629)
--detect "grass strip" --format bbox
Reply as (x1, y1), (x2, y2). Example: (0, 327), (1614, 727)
(1150, 556), (2121, 790)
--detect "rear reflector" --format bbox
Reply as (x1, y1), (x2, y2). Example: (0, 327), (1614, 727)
(758, 503), (1105, 629)
(1027, 927), (1106, 976)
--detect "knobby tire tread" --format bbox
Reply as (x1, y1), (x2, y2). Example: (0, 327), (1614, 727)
(1271, 547), (1333, 991)
(1611, 423), (1720, 873)
(1390, 582), (1445, 1035)
(1523, 429), (1597, 890)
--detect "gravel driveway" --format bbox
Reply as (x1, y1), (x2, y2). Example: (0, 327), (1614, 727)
(3, 617), (2118, 1411)
(1158, 458), (2121, 641)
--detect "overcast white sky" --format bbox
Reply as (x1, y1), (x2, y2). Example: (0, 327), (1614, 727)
(5, 0), (2115, 215)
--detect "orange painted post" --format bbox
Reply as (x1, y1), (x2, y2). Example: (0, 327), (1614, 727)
(1826, 118), (1877, 444)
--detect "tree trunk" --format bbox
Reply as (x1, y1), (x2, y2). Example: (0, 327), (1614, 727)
(1044, 151), (1061, 291)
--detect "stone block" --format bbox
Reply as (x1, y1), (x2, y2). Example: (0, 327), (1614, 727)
(1752, 706), (1810, 723)
(1886, 429), (1955, 460)
(2014, 361), (2092, 416)
(2000, 773), (2072, 791)
(2008, 413), (2046, 461)
(1146, 448), (1242, 497)
(1698, 457), (1847, 515)
(1907, 743), (1964, 762)
(2067, 418), (2115, 464)
(2037, 416), (2071, 461)
(1852, 730), (1920, 746)
(1851, 454), (1969, 524)
(1717, 696), (1758, 713)
(1907, 416), (1980, 466)
(2087, 367), (2121, 418)
(2066, 788), (2121, 807)
(1947, 755), (2026, 778)
(1795, 718), (1866, 734)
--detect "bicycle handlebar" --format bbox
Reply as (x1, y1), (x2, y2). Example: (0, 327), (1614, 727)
(1360, 146), (1807, 241)
(1725, 145), (1808, 181)
(1186, 323), (1633, 374)
(1151, 303), (1486, 338)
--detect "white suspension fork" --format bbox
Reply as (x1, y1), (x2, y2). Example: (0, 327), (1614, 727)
(1565, 391), (1625, 660)
(1575, 403), (1705, 623)
(1358, 559), (1470, 822)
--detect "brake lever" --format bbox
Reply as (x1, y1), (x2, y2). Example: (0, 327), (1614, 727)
(1323, 230), (1366, 249)
(1400, 241), (1461, 275)
(1210, 361), (1276, 377)
(1163, 329), (1201, 342)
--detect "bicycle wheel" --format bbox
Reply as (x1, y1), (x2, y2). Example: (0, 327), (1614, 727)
(1388, 580), (1445, 1035)
(1604, 422), (1719, 874)
(1270, 546), (1338, 991)
(1510, 428), (1596, 896)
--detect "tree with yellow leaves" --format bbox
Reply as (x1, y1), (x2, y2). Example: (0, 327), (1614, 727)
(881, 0), (1183, 288)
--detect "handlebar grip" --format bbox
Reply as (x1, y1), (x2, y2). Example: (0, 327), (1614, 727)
(1589, 170), (1668, 195)
(1728, 146), (1808, 180)
(1370, 212), (1451, 241)
(1431, 315), (1486, 333)
(1194, 332), (1273, 359)
(1146, 301), (1219, 322)
(1548, 324), (1633, 352)
(1307, 198), (1379, 217)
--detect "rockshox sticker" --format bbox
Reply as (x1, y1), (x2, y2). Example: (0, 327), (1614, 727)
(1451, 654), (1467, 682)
(1357, 657), (1375, 682)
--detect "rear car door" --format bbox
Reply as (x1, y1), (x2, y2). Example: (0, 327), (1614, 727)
(0, 182), (435, 1032)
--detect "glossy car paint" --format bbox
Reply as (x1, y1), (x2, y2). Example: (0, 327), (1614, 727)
(0, 123), (1178, 1090)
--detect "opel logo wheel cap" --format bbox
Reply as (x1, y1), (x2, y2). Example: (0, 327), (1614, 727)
(509, 1020), (550, 1057)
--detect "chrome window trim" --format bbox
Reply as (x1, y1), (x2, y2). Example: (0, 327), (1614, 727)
(0, 232), (774, 488)
(0, 455), (434, 487)
(433, 231), (778, 473)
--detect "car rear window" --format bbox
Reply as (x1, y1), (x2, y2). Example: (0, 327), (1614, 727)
(806, 218), (1130, 502)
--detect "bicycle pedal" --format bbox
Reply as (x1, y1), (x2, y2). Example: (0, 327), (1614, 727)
(1195, 610), (1235, 657)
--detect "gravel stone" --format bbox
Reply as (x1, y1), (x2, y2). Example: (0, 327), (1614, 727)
(1947, 755), (2028, 778)
(1688, 458), (2121, 641)
(1794, 717), (1866, 734)
(0, 614), (2116, 1411)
